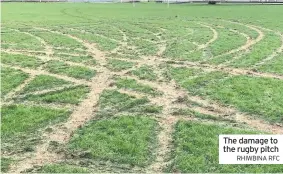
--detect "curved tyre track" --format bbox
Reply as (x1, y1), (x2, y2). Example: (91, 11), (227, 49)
(4, 19), (283, 173)
(8, 28), (113, 173)
(253, 33), (283, 67)
(196, 22), (219, 50)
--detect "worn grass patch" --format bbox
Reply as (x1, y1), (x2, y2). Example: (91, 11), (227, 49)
(1, 105), (70, 153)
(44, 60), (96, 80)
(1, 158), (13, 173)
(229, 32), (281, 67)
(168, 66), (204, 82)
(24, 85), (89, 104)
(169, 68), (228, 94)
(96, 90), (162, 118)
(208, 27), (247, 57)
(33, 159), (144, 173)
(3, 4), (283, 173)
(203, 75), (283, 124)
(1, 30), (44, 51)
(171, 68), (283, 123)
(129, 38), (158, 56)
(106, 59), (134, 71)
(1, 67), (29, 96)
(1, 53), (43, 69)
(1, 105), (70, 138)
(21, 75), (72, 93)
(163, 39), (197, 60)
(35, 164), (89, 173)
(65, 30), (118, 51)
(68, 116), (157, 166)
(257, 54), (283, 75)
(115, 77), (162, 96)
(54, 54), (96, 65)
(171, 108), (236, 123)
(130, 65), (157, 81)
(167, 121), (283, 173)
(32, 30), (86, 51)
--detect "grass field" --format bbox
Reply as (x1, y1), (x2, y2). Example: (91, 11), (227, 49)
(1, 2), (283, 173)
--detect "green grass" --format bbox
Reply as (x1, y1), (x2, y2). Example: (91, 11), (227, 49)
(179, 71), (229, 94)
(258, 54), (283, 75)
(1, 158), (13, 173)
(1, 105), (70, 139)
(68, 116), (157, 166)
(163, 21), (212, 45)
(106, 59), (134, 71)
(36, 164), (89, 173)
(21, 75), (72, 93)
(107, 52), (141, 60)
(129, 38), (158, 56)
(206, 49), (242, 65)
(1, 105), (70, 153)
(208, 27), (247, 56)
(2, 3), (283, 31)
(2, 3), (283, 172)
(1, 53), (43, 69)
(1, 30), (44, 51)
(167, 121), (283, 173)
(218, 20), (259, 39)
(117, 48), (141, 59)
(24, 85), (89, 104)
(35, 161), (143, 173)
(74, 23), (123, 41)
(169, 67), (228, 94)
(1, 67), (29, 96)
(165, 24), (247, 61)
(229, 31), (281, 68)
(96, 89), (161, 118)
(122, 22), (156, 38)
(170, 68), (283, 123)
(65, 30), (118, 51)
(163, 39), (197, 60)
(131, 65), (157, 81)
(204, 75), (283, 124)
(115, 77), (162, 96)
(172, 108), (236, 123)
(32, 30), (86, 51)
(44, 60), (96, 80)
(168, 66), (204, 82)
(54, 54), (97, 65)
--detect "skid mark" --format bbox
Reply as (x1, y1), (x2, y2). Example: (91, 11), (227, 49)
(168, 60), (283, 80)
(235, 114), (283, 134)
(123, 74), (283, 132)
(147, 116), (179, 172)
(17, 84), (76, 99)
(214, 28), (253, 58)
(219, 20), (265, 65)
(18, 100), (74, 110)
(3, 74), (36, 102)
(68, 27), (120, 44)
(10, 28), (54, 56)
(4, 19), (283, 173)
(253, 33), (283, 67)
(9, 143), (64, 173)
(116, 88), (148, 99)
(8, 27), (113, 173)
(34, 27), (105, 62)
(196, 22), (219, 50)
(2, 49), (97, 70)
(3, 48), (86, 57)
(2, 64), (91, 86)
